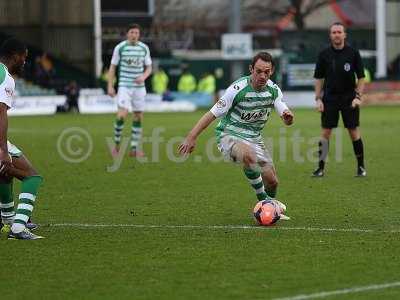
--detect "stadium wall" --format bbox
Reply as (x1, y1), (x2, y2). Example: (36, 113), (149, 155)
(0, 0), (93, 72)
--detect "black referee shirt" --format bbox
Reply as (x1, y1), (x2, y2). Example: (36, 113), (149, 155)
(314, 45), (365, 96)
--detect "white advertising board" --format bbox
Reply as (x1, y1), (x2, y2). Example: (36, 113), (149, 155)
(8, 96), (65, 116)
(221, 33), (253, 60)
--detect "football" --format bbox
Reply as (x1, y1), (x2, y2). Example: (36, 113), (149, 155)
(253, 199), (284, 226)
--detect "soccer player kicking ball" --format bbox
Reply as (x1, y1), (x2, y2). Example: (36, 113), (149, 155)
(0, 38), (44, 240)
(178, 52), (294, 212)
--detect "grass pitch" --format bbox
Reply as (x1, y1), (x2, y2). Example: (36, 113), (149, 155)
(1, 106), (399, 299)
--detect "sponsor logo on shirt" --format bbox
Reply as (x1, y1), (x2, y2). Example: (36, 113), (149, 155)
(344, 63), (351, 72)
(125, 58), (142, 66)
(216, 99), (226, 108)
(241, 110), (265, 121)
(5, 88), (13, 97)
(245, 91), (272, 98)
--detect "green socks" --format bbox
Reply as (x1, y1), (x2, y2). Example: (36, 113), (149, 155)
(0, 181), (15, 225)
(243, 168), (269, 201)
(265, 186), (277, 198)
(131, 120), (142, 150)
(114, 118), (124, 146)
(12, 176), (43, 232)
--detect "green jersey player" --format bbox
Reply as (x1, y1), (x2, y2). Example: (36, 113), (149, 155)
(0, 38), (44, 240)
(108, 23), (152, 158)
(179, 52), (294, 205)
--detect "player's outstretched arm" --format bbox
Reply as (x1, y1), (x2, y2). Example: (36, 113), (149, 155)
(178, 112), (216, 155)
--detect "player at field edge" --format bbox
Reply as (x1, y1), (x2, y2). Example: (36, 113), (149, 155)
(312, 22), (366, 177)
(0, 38), (44, 240)
(178, 52), (294, 204)
(108, 23), (152, 158)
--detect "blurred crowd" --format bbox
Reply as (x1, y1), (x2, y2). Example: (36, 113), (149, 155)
(153, 66), (217, 102)
(33, 52), (56, 89)
(99, 64), (217, 101)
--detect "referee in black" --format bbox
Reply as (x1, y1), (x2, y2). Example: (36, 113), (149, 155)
(312, 22), (366, 177)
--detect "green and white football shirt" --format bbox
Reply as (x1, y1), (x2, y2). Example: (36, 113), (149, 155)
(210, 76), (288, 144)
(0, 63), (22, 157)
(111, 40), (152, 88)
(0, 63), (15, 109)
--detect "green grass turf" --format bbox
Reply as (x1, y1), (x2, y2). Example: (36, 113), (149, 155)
(1, 106), (399, 299)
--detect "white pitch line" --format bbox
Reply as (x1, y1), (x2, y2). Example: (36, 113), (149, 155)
(273, 281), (400, 300)
(47, 223), (400, 234)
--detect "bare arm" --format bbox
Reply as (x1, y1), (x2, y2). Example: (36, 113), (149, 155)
(187, 111), (216, 140)
(178, 82), (236, 155)
(0, 103), (8, 153)
(315, 79), (324, 112)
(0, 103), (11, 174)
(135, 65), (152, 84)
(178, 111), (216, 155)
(107, 64), (117, 97)
(356, 78), (365, 96)
(315, 79), (324, 99)
(352, 78), (365, 108)
(143, 65), (152, 81)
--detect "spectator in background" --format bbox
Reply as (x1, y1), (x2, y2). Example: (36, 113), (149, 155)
(34, 52), (55, 88)
(152, 67), (169, 95)
(40, 52), (54, 74)
(34, 56), (45, 84)
(177, 67), (196, 93)
(197, 71), (216, 95)
(64, 80), (80, 112)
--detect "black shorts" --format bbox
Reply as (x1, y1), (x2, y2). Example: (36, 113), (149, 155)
(321, 95), (359, 129)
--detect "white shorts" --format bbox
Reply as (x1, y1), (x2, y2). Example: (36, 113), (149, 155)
(7, 141), (22, 157)
(217, 134), (274, 167)
(117, 87), (147, 112)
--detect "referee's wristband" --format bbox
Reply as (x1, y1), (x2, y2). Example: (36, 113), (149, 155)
(315, 97), (322, 101)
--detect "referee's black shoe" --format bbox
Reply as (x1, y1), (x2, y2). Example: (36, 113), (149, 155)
(311, 168), (324, 177)
(355, 166), (367, 177)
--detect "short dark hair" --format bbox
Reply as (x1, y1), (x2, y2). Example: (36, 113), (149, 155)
(251, 52), (274, 68)
(330, 22), (346, 33)
(0, 38), (27, 59)
(126, 23), (141, 32)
